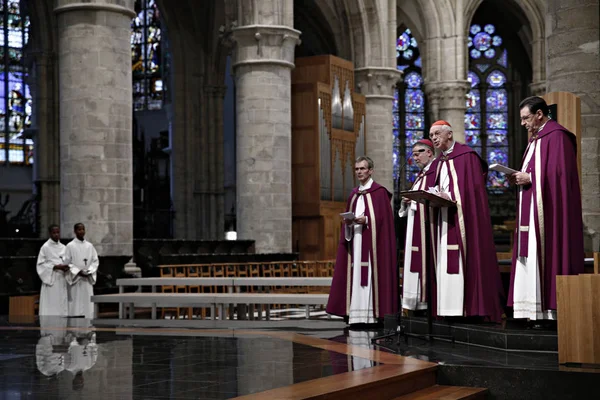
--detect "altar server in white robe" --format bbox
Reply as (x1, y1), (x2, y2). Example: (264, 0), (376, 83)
(36, 225), (69, 316)
(64, 223), (99, 319)
(399, 139), (435, 311)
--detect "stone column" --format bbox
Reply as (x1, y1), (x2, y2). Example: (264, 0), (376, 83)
(55, 0), (135, 256)
(197, 85), (226, 239)
(355, 67), (403, 193)
(27, 52), (60, 235)
(232, 16), (300, 253)
(424, 81), (470, 144)
(546, 0), (600, 250)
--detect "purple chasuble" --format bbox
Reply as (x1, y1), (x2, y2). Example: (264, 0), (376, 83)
(508, 120), (584, 311)
(431, 142), (504, 322)
(326, 182), (398, 320)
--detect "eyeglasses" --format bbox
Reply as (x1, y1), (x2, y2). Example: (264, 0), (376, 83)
(412, 149), (427, 156)
(520, 113), (535, 122)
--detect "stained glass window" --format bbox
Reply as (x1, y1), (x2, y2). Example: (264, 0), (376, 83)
(394, 28), (425, 194)
(0, 0), (32, 165)
(467, 23), (509, 192)
(131, 0), (162, 111)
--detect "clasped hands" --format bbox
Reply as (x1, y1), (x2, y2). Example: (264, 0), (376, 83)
(508, 172), (531, 186)
(53, 264), (69, 272)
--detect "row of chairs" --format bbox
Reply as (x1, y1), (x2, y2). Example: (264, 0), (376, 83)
(157, 261), (335, 319)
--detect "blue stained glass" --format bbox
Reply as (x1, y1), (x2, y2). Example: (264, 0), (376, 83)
(405, 130), (421, 144)
(488, 171), (509, 189)
(484, 24), (495, 34)
(470, 24), (481, 35)
(488, 130), (507, 144)
(484, 49), (496, 59)
(487, 113), (507, 129)
(393, 113), (400, 129)
(466, 90), (480, 112)
(397, 32), (410, 52)
(405, 114), (424, 130)
(465, 114), (481, 130)
(465, 130), (480, 146)
(470, 49), (481, 59)
(468, 71), (480, 87)
(468, 37), (473, 47)
(415, 57), (422, 68)
(403, 49), (414, 60)
(487, 70), (506, 87)
(397, 65), (409, 71)
(393, 128), (399, 138)
(492, 36), (502, 46)
(405, 90), (424, 112)
(411, 37), (418, 48)
(476, 64), (490, 73)
(405, 72), (423, 88)
(487, 148), (510, 188)
(498, 49), (508, 67)
(473, 32), (492, 51)
(486, 89), (507, 111)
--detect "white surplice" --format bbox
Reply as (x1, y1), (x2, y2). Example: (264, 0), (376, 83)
(63, 239), (99, 319)
(399, 160), (433, 311)
(347, 178), (376, 324)
(347, 330), (376, 370)
(36, 239), (68, 316)
(435, 142), (464, 316)
(513, 122), (555, 320)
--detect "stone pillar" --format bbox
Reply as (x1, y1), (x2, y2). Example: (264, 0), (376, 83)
(55, 0), (135, 256)
(355, 67), (403, 193)
(27, 52), (60, 235)
(232, 17), (300, 253)
(424, 81), (470, 144)
(546, 0), (600, 250)
(198, 85), (226, 239)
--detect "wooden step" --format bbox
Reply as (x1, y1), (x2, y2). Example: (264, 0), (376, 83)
(234, 364), (438, 399)
(392, 385), (488, 400)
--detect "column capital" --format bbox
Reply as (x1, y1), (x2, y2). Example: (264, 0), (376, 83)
(424, 80), (470, 110)
(232, 25), (300, 70)
(54, 0), (135, 18)
(355, 67), (403, 99)
(529, 81), (547, 97)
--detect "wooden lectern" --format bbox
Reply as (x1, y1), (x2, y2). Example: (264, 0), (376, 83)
(399, 190), (456, 339)
(557, 273), (600, 365)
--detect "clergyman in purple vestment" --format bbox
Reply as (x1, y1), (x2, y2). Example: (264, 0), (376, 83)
(326, 156), (398, 325)
(508, 96), (584, 320)
(428, 120), (504, 323)
(399, 139), (436, 311)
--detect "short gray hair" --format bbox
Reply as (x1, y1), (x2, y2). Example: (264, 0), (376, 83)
(355, 156), (374, 170)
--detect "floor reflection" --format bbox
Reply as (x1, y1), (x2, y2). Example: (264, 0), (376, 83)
(1, 317), (380, 400)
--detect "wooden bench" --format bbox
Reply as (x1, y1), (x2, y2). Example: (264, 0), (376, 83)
(91, 292), (330, 321)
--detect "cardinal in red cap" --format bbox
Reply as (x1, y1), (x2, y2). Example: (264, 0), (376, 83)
(424, 119), (504, 322)
(398, 138), (437, 311)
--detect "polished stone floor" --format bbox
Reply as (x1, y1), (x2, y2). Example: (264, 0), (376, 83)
(0, 316), (598, 399)
(0, 317), (383, 400)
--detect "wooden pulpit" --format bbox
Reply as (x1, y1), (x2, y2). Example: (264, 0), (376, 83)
(291, 55), (366, 260)
(557, 273), (600, 365)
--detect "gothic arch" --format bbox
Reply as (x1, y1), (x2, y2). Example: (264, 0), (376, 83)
(464, 0), (546, 92)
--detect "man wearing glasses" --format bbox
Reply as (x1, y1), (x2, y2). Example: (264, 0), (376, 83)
(507, 96), (584, 322)
(399, 139), (436, 312)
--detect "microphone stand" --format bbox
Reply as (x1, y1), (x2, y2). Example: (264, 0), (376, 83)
(371, 158), (413, 349)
